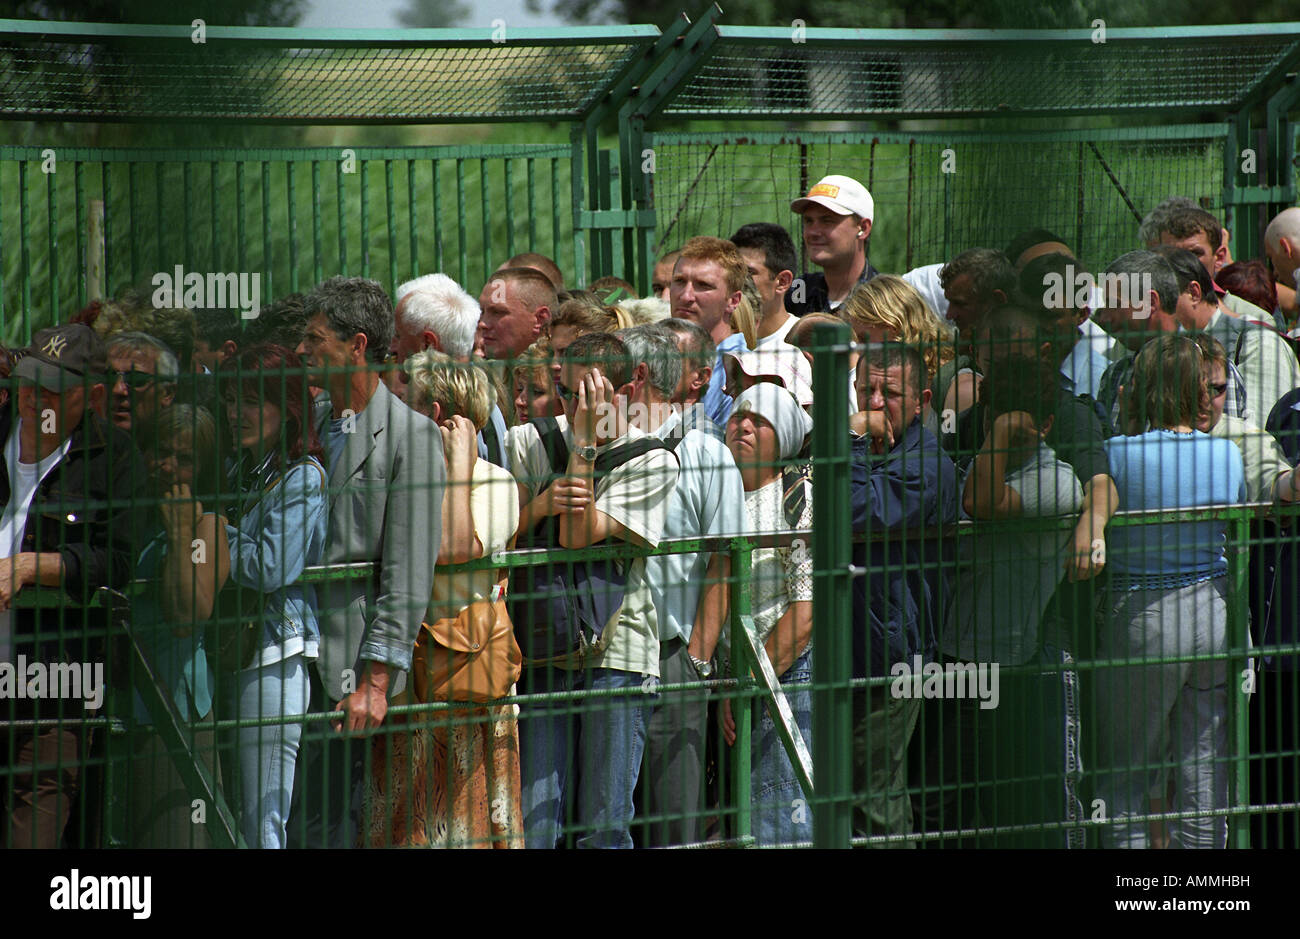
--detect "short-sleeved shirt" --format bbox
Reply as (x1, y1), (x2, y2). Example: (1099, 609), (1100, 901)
(645, 427), (749, 643)
(426, 460), (519, 623)
(944, 443), (1082, 665)
(511, 420), (678, 677)
(784, 260), (881, 315)
(1210, 415), (1293, 504)
(718, 475), (813, 670)
(1104, 430), (1245, 589)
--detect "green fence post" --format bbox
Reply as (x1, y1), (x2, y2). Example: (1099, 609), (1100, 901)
(810, 321), (853, 849)
(1229, 513), (1251, 848)
(730, 539), (753, 845)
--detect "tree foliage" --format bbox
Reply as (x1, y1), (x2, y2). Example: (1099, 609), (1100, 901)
(525, 0), (1295, 29)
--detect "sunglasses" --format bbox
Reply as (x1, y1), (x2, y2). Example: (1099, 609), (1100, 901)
(113, 370), (157, 390)
(554, 380), (578, 404)
(1206, 382), (1228, 398)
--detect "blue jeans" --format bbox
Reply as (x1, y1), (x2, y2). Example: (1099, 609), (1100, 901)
(227, 653), (310, 849)
(519, 666), (657, 849)
(752, 647), (814, 846)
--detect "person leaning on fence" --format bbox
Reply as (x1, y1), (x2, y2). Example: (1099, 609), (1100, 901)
(289, 276), (444, 849)
(942, 357), (1085, 847)
(617, 324), (748, 847)
(849, 341), (960, 847)
(507, 332), (679, 848)
(214, 344), (329, 849)
(1095, 334), (1245, 849)
(718, 383), (815, 846)
(0, 323), (146, 849)
(364, 350), (524, 848)
(127, 404), (229, 848)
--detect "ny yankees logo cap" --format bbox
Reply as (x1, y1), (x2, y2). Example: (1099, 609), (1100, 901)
(12, 323), (109, 391)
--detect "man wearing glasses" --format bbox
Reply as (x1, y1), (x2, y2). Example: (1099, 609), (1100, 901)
(105, 332), (178, 439)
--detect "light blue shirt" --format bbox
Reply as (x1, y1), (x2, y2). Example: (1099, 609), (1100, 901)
(703, 332), (749, 427)
(1060, 317), (1119, 400)
(1104, 430), (1245, 589)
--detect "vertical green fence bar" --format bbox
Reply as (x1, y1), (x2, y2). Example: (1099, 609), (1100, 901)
(480, 157), (492, 283)
(102, 163), (112, 303)
(359, 160), (370, 280)
(407, 159), (418, 281)
(1230, 514), (1252, 847)
(19, 159), (32, 342)
(262, 162), (273, 302)
(46, 155), (58, 320)
(432, 158), (443, 274)
(729, 540), (754, 845)
(1, 163), (7, 329)
(312, 160), (324, 287)
(287, 161), (300, 294)
(504, 158), (516, 259)
(74, 161), (85, 308)
(456, 158), (468, 288)
(127, 161), (139, 284)
(183, 160), (194, 271)
(526, 158), (537, 251)
(336, 160), (347, 276)
(210, 162), (220, 274)
(810, 321), (854, 849)
(552, 157), (563, 278)
(154, 162), (165, 275)
(236, 162), (248, 280)
(385, 159), (398, 291)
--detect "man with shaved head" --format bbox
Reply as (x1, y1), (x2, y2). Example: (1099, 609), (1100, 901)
(1265, 206), (1300, 325)
(477, 267), (557, 362)
(496, 252), (565, 292)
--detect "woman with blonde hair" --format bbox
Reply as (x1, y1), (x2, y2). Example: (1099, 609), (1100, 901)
(365, 350), (524, 848)
(841, 274), (973, 428)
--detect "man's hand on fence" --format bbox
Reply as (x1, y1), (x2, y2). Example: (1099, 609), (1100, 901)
(334, 662), (391, 732)
(721, 698), (736, 746)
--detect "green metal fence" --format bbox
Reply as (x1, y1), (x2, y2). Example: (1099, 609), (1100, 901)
(0, 145), (576, 346)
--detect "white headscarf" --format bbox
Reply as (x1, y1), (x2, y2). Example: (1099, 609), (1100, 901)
(731, 384), (812, 461)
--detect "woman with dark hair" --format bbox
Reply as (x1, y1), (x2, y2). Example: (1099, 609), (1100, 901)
(216, 343), (328, 849)
(1215, 260), (1278, 324)
(1096, 334), (1244, 849)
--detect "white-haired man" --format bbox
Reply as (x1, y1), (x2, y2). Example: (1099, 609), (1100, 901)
(392, 273), (510, 469)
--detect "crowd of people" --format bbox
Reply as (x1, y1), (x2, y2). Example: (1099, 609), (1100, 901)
(3, 171), (1300, 850)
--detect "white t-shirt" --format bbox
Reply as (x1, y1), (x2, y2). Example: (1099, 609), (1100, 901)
(755, 315), (797, 349)
(0, 424), (73, 662)
(645, 427), (749, 643)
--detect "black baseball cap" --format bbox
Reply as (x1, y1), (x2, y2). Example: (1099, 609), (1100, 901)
(12, 324), (109, 391)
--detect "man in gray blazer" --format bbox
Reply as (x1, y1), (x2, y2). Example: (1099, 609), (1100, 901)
(289, 275), (444, 848)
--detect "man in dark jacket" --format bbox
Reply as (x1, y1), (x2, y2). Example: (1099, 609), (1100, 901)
(0, 323), (144, 848)
(850, 342), (959, 846)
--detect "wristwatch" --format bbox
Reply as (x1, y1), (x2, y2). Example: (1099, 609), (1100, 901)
(689, 654), (714, 679)
(576, 444), (598, 462)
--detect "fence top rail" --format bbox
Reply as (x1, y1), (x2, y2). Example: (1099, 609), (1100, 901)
(656, 24), (1300, 121)
(0, 18), (662, 125)
(0, 19), (662, 47)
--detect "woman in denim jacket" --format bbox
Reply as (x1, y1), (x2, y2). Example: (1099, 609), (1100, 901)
(218, 344), (328, 849)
